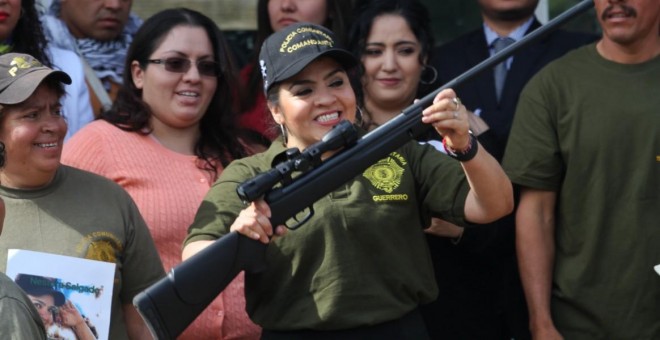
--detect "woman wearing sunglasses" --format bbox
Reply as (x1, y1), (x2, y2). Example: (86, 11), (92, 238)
(62, 8), (261, 339)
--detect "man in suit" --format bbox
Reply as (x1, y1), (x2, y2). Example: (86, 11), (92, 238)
(420, 1), (596, 339)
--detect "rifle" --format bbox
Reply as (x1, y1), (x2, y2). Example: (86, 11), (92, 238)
(133, 2), (594, 338)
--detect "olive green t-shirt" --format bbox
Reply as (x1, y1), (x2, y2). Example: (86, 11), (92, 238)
(0, 272), (46, 339)
(504, 44), (660, 338)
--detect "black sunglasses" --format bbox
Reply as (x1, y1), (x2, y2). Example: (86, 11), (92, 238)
(147, 58), (220, 77)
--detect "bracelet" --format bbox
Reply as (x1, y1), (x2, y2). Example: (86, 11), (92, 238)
(443, 133), (478, 162)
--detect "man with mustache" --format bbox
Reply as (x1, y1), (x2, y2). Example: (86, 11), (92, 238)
(40, 0), (142, 117)
(503, 0), (660, 338)
(421, 0), (597, 339)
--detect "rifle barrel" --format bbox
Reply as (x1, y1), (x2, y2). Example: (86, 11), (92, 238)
(267, 0), (595, 225)
(133, 2), (595, 338)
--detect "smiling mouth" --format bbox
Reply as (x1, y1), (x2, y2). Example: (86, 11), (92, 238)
(603, 6), (636, 20)
(316, 112), (339, 123)
(35, 142), (58, 148)
(178, 91), (200, 98)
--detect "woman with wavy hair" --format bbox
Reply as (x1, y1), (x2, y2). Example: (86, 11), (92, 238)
(62, 8), (260, 339)
(347, 0), (435, 131)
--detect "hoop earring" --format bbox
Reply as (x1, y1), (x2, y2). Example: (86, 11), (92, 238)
(0, 141), (5, 168)
(420, 64), (438, 85)
(357, 107), (378, 130)
(356, 107), (364, 125)
(279, 124), (288, 145)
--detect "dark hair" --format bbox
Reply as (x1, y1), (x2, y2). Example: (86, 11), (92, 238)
(11, 0), (52, 67)
(347, 0), (434, 98)
(14, 274), (66, 306)
(0, 142), (4, 168)
(101, 8), (247, 180)
(41, 76), (67, 100)
(243, 0), (352, 119)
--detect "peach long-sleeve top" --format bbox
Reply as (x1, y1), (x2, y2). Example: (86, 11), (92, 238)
(62, 120), (260, 339)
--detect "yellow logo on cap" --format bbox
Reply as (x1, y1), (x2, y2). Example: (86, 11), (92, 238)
(8, 57), (41, 77)
(279, 27), (335, 54)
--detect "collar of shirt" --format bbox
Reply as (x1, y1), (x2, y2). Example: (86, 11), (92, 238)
(483, 17), (535, 68)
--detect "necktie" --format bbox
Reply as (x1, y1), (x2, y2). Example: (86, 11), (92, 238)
(493, 37), (515, 101)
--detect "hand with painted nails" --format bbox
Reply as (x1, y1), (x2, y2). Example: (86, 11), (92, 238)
(421, 88), (471, 151)
(230, 200), (287, 244)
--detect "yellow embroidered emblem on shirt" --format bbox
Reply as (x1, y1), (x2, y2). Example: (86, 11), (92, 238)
(76, 231), (123, 264)
(363, 153), (408, 203)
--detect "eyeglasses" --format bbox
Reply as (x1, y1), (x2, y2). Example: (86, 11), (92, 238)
(147, 58), (220, 77)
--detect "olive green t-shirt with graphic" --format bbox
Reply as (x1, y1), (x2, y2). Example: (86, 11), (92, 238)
(0, 166), (165, 339)
(186, 135), (471, 331)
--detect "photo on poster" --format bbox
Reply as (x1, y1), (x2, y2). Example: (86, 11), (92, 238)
(6, 249), (115, 340)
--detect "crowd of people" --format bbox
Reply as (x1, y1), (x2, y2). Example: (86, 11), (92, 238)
(0, 0), (657, 339)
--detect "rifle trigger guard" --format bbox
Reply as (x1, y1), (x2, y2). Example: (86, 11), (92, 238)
(286, 206), (315, 230)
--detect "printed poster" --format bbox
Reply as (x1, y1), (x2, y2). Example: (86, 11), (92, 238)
(6, 249), (115, 340)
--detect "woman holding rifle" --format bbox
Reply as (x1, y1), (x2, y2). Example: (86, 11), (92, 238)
(183, 22), (512, 339)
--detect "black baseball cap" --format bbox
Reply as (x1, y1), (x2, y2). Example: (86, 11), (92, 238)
(0, 53), (71, 105)
(14, 273), (66, 306)
(259, 22), (358, 94)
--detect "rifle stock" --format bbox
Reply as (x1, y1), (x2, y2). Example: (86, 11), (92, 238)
(133, 2), (594, 338)
(134, 232), (267, 339)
